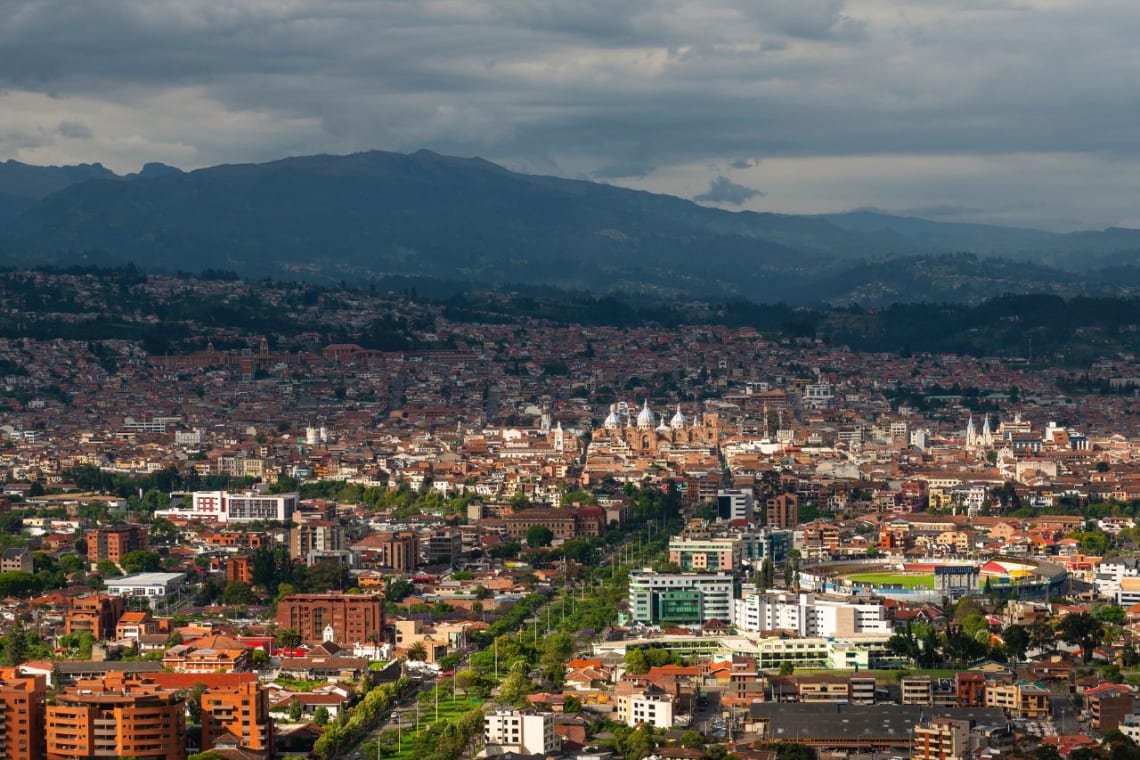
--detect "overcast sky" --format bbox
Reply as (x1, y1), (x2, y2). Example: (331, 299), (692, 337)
(2, 0), (1139, 231)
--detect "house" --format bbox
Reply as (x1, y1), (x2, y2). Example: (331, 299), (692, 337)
(0, 547), (32, 573)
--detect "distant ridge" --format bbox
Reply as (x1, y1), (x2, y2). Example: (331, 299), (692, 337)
(0, 149), (1137, 305)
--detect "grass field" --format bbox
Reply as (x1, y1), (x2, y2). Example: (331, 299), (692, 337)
(845, 572), (935, 589)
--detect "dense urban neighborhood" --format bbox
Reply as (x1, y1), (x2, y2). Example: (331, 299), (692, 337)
(2, 270), (1140, 760)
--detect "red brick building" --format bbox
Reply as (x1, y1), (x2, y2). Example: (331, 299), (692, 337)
(275, 592), (384, 644)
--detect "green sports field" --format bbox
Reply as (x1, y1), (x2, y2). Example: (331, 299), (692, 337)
(845, 572), (935, 589)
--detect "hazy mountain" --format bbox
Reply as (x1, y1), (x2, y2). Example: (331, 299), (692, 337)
(0, 160), (117, 200)
(0, 149), (1136, 304)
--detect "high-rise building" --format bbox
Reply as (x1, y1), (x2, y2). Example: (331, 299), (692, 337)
(65, 593), (127, 640)
(483, 710), (557, 756)
(86, 525), (148, 566)
(716, 489), (755, 522)
(275, 592), (384, 644)
(627, 571), (735, 625)
(45, 675), (186, 760)
(0, 668), (46, 760)
(290, 521), (345, 563)
(765, 493), (799, 529)
(424, 526), (462, 565)
(201, 681), (274, 755)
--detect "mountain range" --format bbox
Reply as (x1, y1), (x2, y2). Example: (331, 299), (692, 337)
(1, 150), (1138, 306)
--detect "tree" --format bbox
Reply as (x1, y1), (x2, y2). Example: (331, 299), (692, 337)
(96, 559), (121, 578)
(779, 661), (795, 676)
(624, 648), (650, 675)
(526, 525), (554, 548)
(251, 648), (271, 669)
(313, 706), (330, 726)
(386, 578), (415, 602)
(1003, 624), (1030, 661)
(277, 628), (302, 649)
(306, 560), (350, 593)
(119, 550), (162, 574)
(288, 698), (303, 722)
(497, 661), (534, 707)
(759, 556), (775, 590)
(406, 641), (428, 662)
(221, 580), (258, 606)
(1058, 612), (1103, 663)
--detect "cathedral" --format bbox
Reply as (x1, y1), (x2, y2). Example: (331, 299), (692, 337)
(965, 414), (995, 451)
(590, 401), (721, 454)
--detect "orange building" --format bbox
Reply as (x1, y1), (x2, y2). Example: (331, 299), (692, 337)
(45, 675), (186, 760)
(0, 667), (46, 760)
(162, 635), (252, 673)
(86, 524), (148, 565)
(275, 592), (384, 644)
(201, 680), (274, 755)
(226, 555), (253, 584)
(65, 593), (127, 640)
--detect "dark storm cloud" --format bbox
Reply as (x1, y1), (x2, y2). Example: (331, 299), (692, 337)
(694, 176), (764, 205)
(2, 1), (1140, 228)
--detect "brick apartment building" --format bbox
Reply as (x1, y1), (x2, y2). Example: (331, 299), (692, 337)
(275, 592), (384, 644)
(201, 680), (274, 755)
(65, 593), (127, 640)
(766, 494), (799, 530)
(86, 524), (148, 566)
(501, 505), (605, 542)
(290, 520), (346, 563)
(352, 531), (418, 572)
(45, 675), (187, 760)
(0, 667), (46, 760)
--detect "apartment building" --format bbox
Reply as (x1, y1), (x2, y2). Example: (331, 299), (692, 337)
(45, 676), (186, 760)
(424, 526), (462, 565)
(733, 591), (892, 637)
(484, 710), (556, 755)
(0, 668), (46, 760)
(956, 672), (987, 707)
(65, 593), (127, 640)
(901, 675), (934, 706)
(275, 592), (384, 644)
(289, 521), (345, 563)
(156, 490), (297, 523)
(627, 571), (735, 625)
(985, 682), (1051, 719)
(201, 681), (274, 755)
(912, 717), (970, 760)
(0, 547), (33, 572)
(766, 494), (799, 530)
(352, 531), (418, 573)
(86, 524), (148, 566)
(1086, 684), (1134, 731)
(668, 536), (742, 572)
(717, 489), (755, 522)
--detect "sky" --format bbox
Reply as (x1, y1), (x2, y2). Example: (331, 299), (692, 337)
(2, 0), (1139, 231)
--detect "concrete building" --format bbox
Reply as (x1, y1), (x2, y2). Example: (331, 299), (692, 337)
(717, 489), (755, 522)
(275, 592), (384, 644)
(0, 546), (32, 573)
(65, 593), (127, 640)
(668, 536), (742, 572)
(0, 668), (46, 760)
(483, 710), (556, 756)
(913, 717), (970, 760)
(86, 525), (148, 566)
(902, 675), (934, 706)
(766, 494), (799, 530)
(424, 526), (462, 565)
(45, 676), (186, 760)
(1086, 684), (1134, 731)
(156, 490), (297, 523)
(201, 681), (274, 756)
(627, 570), (735, 625)
(289, 521), (345, 563)
(352, 531), (418, 573)
(102, 572), (186, 609)
(733, 591), (892, 637)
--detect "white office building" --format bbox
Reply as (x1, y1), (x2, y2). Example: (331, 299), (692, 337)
(628, 570), (735, 625)
(733, 591), (892, 637)
(716, 489), (755, 522)
(483, 710), (556, 756)
(103, 572), (187, 609)
(156, 490), (297, 523)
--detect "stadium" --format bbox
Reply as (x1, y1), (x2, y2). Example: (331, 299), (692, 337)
(800, 556), (1067, 602)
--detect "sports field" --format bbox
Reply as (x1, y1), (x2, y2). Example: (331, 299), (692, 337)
(845, 572), (935, 589)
